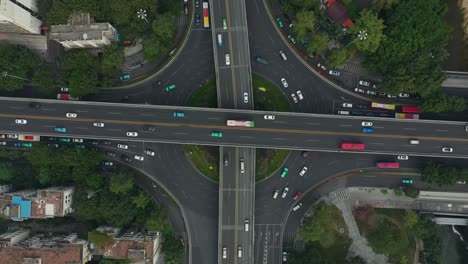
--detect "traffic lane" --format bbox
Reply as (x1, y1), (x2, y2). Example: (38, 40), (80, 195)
(254, 224), (282, 264)
(237, 148), (254, 263)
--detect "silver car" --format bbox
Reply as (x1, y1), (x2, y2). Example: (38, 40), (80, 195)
(126, 131), (138, 137)
(66, 113), (77, 118)
(225, 54), (230, 65)
(93, 122), (104, 127)
(296, 90), (304, 100)
(145, 150), (155, 156)
(134, 155), (144, 161)
(299, 166), (308, 176)
(15, 119), (27, 124)
(281, 187), (289, 198)
(117, 144), (128, 149)
(264, 115), (275, 120)
(442, 147), (453, 153)
(281, 78), (288, 88)
(243, 92), (248, 103)
(290, 93), (298, 103)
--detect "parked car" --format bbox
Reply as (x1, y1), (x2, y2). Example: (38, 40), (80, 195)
(354, 87), (365, 94)
(342, 103), (353, 108)
(145, 150), (155, 156)
(293, 192), (302, 200)
(134, 155), (144, 161)
(280, 167), (289, 178)
(296, 90), (304, 100)
(281, 187), (289, 198)
(359, 80), (370, 86)
(290, 93), (298, 103)
(329, 70), (340, 76)
(119, 74), (130, 81)
(317, 63), (326, 71)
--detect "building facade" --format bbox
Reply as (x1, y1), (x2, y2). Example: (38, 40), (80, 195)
(0, 0), (42, 34)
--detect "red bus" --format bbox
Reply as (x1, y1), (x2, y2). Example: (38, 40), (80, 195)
(401, 106), (423, 113)
(376, 162), (400, 169)
(339, 143), (365, 150)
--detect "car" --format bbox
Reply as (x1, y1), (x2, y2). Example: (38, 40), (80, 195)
(75, 145), (85, 149)
(72, 138), (83, 143)
(106, 151), (116, 158)
(102, 161), (114, 166)
(402, 179), (413, 184)
(126, 131), (138, 137)
(276, 17), (284, 27)
(279, 50), (287, 61)
(222, 247), (227, 259)
(255, 56), (268, 64)
(290, 93), (298, 103)
(14, 142), (21, 147)
(378, 92), (386, 97)
(195, 13), (200, 25)
(225, 54), (230, 65)
(354, 87), (365, 94)
(147, 126), (156, 132)
(280, 167), (289, 177)
(173, 112), (185, 117)
(342, 103), (353, 108)
(264, 115), (275, 120)
(224, 155), (229, 166)
(238, 246), (243, 258)
(66, 113), (77, 118)
(0, 142), (6, 146)
(90, 141), (99, 145)
(60, 87), (69, 92)
(361, 121), (373, 127)
(359, 80), (370, 86)
(292, 203), (303, 211)
(296, 90), (304, 100)
(134, 155), (144, 161)
(288, 34), (296, 44)
(317, 63), (326, 71)
(302, 151), (309, 158)
(280, 78), (288, 88)
(0, 134), (5, 138)
(442, 147), (453, 153)
(243, 92), (249, 103)
(117, 144), (128, 150)
(60, 138), (71, 143)
(293, 192), (302, 200)
(15, 119), (27, 124)
(121, 155), (132, 163)
(366, 90), (377, 95)
(299, 166), (307, 176)
(397, 155), (409, 160)
(387, 94), (397, 98)
(145, 149), (155, 156)
(164, 84), (177, 92)
(222, 18), (227, 30)
(281, 187), (289, 198)
(101, 140), (112, 145)
(329, 70), (340, 76)
(55, 127), (66, 133)
(398, 93), (410, 98)
(273, 189), (279, 199)
(47, 137), (57, 141)
(195, 0), (199, 7)
(48, 143), (59, 148)
(456, 180), (466, 184)
(22, 143), (32, 148)
(29, 102), (41, 108)
(362, 127), (374, 133)
(93, 122), (104, 127)
(283, 251), (287, 262)
(119, 74), (130, 80)
(211, 132), (223, 138)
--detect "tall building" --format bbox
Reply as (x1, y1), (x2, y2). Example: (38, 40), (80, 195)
(50, 12), (118, 49)
(0, 187), (74, 221)
(0, 0), (42, 34)
(0, 229), (92, 264)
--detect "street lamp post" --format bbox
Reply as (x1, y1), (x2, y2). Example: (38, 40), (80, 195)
(2, 71), (30, 81)
(137, 9), (149, 23)
(345, 30), (368, 47)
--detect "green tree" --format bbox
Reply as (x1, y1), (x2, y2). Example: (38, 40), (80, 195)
(293, 10), (316, 40)
(32, 65), (55, 94)
(132, 192), (151, 209)
(420, 92), (465, 113)
(0, 43), (40, 91)
(394, 188), (403, 196)
(367, 220), (409, 255)
(414, 216), (442, 264)
(402, 186), (419, 198)
(153, 13), (176, 43)
(162, 235), (184, 264)
(299, 202), (342, 248)
(327, 48), (355, 67)
(346, 256), (366, 264)
(306, 32), (328, 55)
(404, 210), (418, 228)
(420, 162), (460, 186)
(61, 50), (99, 96)
(145, 210), (171, 234)
(143, 36), (169, 61)
(88, 230), (114, 249)
(373, 0), (400, 10)
(99, 190), (138, 227)
(109, 171), (134, 194)
(101, 44), (124, 77)
(86, 173), (104, 189)
(99, 259), (130, 264)
(0, 162), (15, 182)
(348, 9), (385, 53)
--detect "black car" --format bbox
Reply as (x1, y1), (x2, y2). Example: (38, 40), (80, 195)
(121, 155), (132, 163)
(195, 0), (199, 7)
(195, 13), (200, 25)
(47, 137), (57, 141)
(101, 140), (112, 145)
(29, 102), (41, 108)
(106, 151), (116, 158)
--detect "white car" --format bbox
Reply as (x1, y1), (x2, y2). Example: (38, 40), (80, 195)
(15, 119), (27, 124)
(264, 115), (275, 120)
(66, 113), (77, 118)
(397, 155), (409, 160)
(283, 251), (287, 262)
(442, 147), (453, 153)
(317, 63), (326, 70)
(117, 144), (128, 150)
(342, 103), (353, 108)
(456, 180), (466, 184)
(299, 166), (308, 176)
(387, 94), (397, 98)
(145, 150), (155, 156)
(0, 142), (6, 145)
(134, 155), (144, 161)
(281, 187), (289, 198)
(398, 93), (410, 98)
(60, 87), (69, 92)
(93, 122), (104, 127)
(290, 93), (298, 103)
(354, 87), (365, 94)
(7, 134), (18, 139)
(225, 54), (230, 65)
(359, 80), (370, 86)
(361, 121), (373, 127)
(222, 247), (227, 259)
(296, 90), (304, 100)
(243, 92), (248, 103)
(72, 138), (83, 143)
(329, 70), (340, 76)
(126, 131), (138, 137)
(273, 189), (279, 199)
(281, 78), (288, 88)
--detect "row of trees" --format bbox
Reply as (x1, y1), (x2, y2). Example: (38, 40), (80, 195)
(420, 161), (468, 186)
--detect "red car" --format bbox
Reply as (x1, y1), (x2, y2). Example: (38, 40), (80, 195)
(293, 192), (302, 201)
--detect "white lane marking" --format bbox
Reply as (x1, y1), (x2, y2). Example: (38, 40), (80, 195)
(175, 132), (188, 135)
(373, 126), (384, 129)
(107, 128), (122, 131)
(43, 125), (55, 128)
(272, 138), (287, 140)
(10, 107), (24, 109)
(43, 108), (55, 111)
(436, 129), (448, 132)
(108, 112), (121, 115)
(339, 124), (352, 127)
(404, 128), (416, 130)
(75, 127), (89, 130)
(76, 110), (88, 113)
(140, 113), (154, 116)
(306, 122), (320, 125)
(208, 117), (220, 120)
(240, 136), (253, 138)
(328, 160), (337, 165)
(371, 142), (384, 145)
(273, 121), (287, 124)
(306, 139), (320, 142)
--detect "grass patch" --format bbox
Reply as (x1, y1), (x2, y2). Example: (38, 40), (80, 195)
(186, 78), (217, 108)
(255, 148), (289, 182)
(184, 145), (219, 182)
(354, 208), (416, 263)
(252, 73), (291, 112)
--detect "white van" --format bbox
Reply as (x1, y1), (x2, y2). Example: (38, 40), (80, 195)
(244, 219), (249, 231)
(273, 189), (279, 199)
(238, 247), (242, 258)
(292, 203), (302, 211)
(338, 111), (349, 115)
(279, 50), (287, 61)
(217, 34), (223, 47)
(409, 139), (419, 145)
(240, 158), (245, 173)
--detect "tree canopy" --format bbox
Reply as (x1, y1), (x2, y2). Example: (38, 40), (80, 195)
(420, 162), (465, 186)
(348, 9), (385, 53)
(0, 43), (41, 92)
